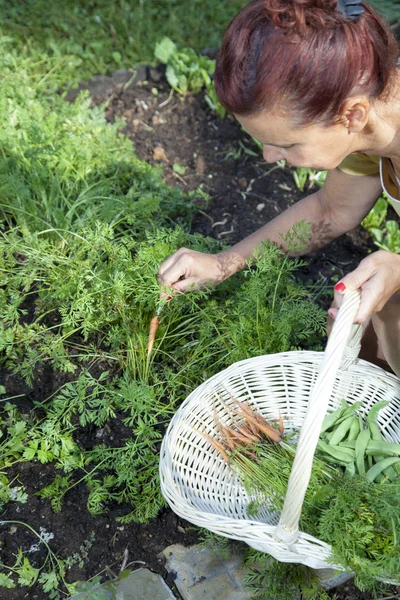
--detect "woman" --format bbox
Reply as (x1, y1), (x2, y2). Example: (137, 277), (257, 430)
(158, 0), (400, 375)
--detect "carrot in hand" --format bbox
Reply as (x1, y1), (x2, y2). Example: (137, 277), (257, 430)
(147, 315), (160, 355)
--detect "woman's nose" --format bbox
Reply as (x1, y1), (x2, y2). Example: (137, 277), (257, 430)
(263, 147), (284, 163)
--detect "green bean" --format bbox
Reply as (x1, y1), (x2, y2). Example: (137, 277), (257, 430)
(365, 440), (400, 456)
(329, 416), (355, 446)
(348, 417), (360, 441)
(339, 440), (356, 450)
(366, 401), (389, 425)
(368, 421), (384, 442)
(366, 457), (400, 482)
(355, 429), (371, 476)
(320, 406), (347, 433)
(345, 461), (356, 477)
(317, 441), (354, 464)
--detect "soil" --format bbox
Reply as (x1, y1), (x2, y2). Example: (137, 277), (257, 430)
(1, 67), (398, 600)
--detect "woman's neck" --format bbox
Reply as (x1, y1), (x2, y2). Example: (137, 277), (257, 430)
(361, 75), (400, 162)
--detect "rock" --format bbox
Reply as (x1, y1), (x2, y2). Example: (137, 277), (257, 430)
(161, 544), (251, 600)
(315, 568), (354, 590)
(116, 569), (176, 600)
(132, 65), (150, 84)
(111, 69), (134, 86)
(86, 75), (115, 96)
(256, 203), (265, 211)
(238, 177), (247, 189)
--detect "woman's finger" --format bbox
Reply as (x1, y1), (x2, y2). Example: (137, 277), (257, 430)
(158, 248), (189, 283)
(158, 253), (191, 288)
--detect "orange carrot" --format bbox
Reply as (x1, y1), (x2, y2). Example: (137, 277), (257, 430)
(193, 428), (230, 462)
(227, 407), (282, 443)
(147, 315), (159, 356)
(235, 425), (260, 443)
(218, 425), (238, 452)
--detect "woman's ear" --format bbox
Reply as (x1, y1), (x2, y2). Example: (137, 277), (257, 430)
(335, 97), (370, 132)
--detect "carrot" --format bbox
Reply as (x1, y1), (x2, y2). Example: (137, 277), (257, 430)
(227, 407), (282, 443)
(218, 425), (238, 452)
(236, 425), (260, 443)
(236, 400), (284, 437)
(147, 315), (159, 356)
(193, 428), (230, 462)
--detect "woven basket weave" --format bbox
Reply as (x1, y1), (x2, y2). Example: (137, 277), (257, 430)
(160, 291), (400, 573)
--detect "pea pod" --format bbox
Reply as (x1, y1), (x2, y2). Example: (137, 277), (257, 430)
(317, 440), (354, 465)
(366, 456), (400, 482)
(365, 440), (400, 457)
(347, 417), (360, 441)
(355, 429), (371, 476)
(339, 440), (356, 450)
(366, 401), (389, 424)
(329, 416), (355, 446)
(321, 401), (361, 434)
(320, 406), (348, 433)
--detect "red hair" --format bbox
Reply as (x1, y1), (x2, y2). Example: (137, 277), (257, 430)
(214, 0), (399, 124)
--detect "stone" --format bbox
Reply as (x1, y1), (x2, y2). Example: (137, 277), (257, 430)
(161, 544), (251, 600)
(132, 65), (149, 84)
(112, 69), (135, 86)
(315, 568), (354, 590)
(116, 569), (176, 600)
(87, 75), (115, 96)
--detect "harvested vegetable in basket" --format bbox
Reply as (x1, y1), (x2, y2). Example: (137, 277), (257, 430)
(316, 399), (400, 482)
(200, 397), (400, 591)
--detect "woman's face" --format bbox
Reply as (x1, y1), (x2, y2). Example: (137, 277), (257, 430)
(235, 110), (361, 171)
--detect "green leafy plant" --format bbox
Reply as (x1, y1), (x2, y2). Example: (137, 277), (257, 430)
(154, 36), (227, 118)
(155, 36), (215, 95)
(293, 167), (327, 191)
(361, 195), (400, 254)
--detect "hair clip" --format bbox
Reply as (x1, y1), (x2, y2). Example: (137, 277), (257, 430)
(337, 0), (365, 20)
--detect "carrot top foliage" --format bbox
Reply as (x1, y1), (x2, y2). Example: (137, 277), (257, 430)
(0, 5), (329, 596)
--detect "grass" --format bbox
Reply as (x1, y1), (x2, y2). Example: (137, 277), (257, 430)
(0, 0), (246, 89)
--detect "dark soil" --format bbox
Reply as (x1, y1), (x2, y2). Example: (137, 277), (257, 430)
(1, 68), (398, 600)
(99, 65), (376, 290)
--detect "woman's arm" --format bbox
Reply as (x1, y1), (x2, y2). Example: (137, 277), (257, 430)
(219, 168), (382, 265)
(158, 168), (382, 293)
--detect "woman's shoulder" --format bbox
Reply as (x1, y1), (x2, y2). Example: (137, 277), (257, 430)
(338, 153), (380, 176)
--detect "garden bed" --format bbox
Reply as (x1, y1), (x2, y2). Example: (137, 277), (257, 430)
(1, 68), (397, 600)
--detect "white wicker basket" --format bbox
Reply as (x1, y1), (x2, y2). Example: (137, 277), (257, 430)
(159, 291), (400, 573)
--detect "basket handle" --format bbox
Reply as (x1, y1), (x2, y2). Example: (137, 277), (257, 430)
(274, 290), (361, 545)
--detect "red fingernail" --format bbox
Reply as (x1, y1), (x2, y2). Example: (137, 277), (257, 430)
(334, 282), (346, 292)
(328, 310), (335, 318)
(166, 296), (172, 301)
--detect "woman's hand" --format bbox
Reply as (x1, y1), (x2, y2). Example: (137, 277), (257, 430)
(157, 248), (243, 296)
(330, 250), (400, 323)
